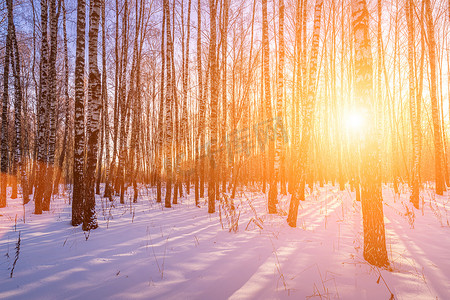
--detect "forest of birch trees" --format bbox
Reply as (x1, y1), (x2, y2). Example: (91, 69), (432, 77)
(1, 0), (450, 267)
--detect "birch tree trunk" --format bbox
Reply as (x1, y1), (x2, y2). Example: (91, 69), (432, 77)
(292, 0), (303, 194)
(9, 0), (29, 204)
(101, 0), (110, 201)
(197, 0), (206, 200)
(182, 0), (192, 195)
(287, 0), (323, 227)
(73, 0), (87, 225)
(83, 0), (101, 230)
(53, 0), (70, 195)
(96, 0), (107, 195)
(352, 0), (389, 267)
(117, 0), (129, 204)
(164, 0), (174, 208)
(0, 0), (12, 208)
(104, 0), (121, 200)
(208, 0), (218, 213)
(275, 0), (285, 204)
(43, 0), (59, 211)
(406, 0), (420, 208)
(9, 0), (18, 200)
(262, 0), (276, 214)
(173, 0), (180, 204)
(220, 0), (229, 194)
(157, 1), (166, 203)
(35, 0), (50, 215)
(425, 0), (446, 195)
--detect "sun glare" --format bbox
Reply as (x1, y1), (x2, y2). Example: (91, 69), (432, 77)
(345, 110), (366, 132)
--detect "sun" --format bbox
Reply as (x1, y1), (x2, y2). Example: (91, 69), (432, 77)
(345, 109), (366, 132)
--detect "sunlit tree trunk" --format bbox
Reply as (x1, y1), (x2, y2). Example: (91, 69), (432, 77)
(29, 0), (38, 197)
(330, 0), (343, 191)
(291, 0), (303, 194)
(72, 0), (87, 225)
(96, 0), (108, 195)
(172, 0), (180, 204)
(132, 0), (145, 203)
(352, 0), (389, 268)
(104, 0), (121, 200)
(417, 1), (424, 191)
(197, 0), (205, 200)
(164, 0), (174, 208)
(53, 0), (69, 195)
(390, 1), (400, 195)
(8, 0), (29, 204)
(287, 0), (323, 227)
(260, 48), (266, 195)
(36, 0), (50, 215)
(10, 0), (18, 200)
(42, 0), (59, 210)
(275, 0), (285, 202)
(262, 0), (276, 214)
(298, 0), (309, 198)
(101, 0), (110, 200)
(83, 0), (101, 231)
(182, 0), (192, 195)
(117, 0), (129, 204)
(127, 0), (142, 203)
(156, 1), (166, 204)
(220, 0), (229, 194)
(1, 0), (13, 208)
(406, 0), (420, 207)
(208, 0), (218, 213)
(425, 0), (446, 195)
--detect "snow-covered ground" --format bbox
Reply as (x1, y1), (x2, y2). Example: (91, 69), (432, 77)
(0, 184), (449, 299)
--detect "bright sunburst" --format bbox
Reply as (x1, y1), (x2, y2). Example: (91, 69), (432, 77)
(345, 109), (366, 133)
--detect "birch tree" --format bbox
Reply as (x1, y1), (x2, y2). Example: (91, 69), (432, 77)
(352, 0), (388, 267)
(406, 0), (420, 207)
(72, 0), (87, 225)
(53, 0), (70, 195)
(9, 0), (29, 204)
(425, 0), (446, 195)
(43, 0), (59, 210)
(84, 0), (102, 231)
(275, 0), (285, 203)
(262, 0), (276, 214)
(156, 0), (166, 204)
(0, 0), (13, 208)
(35, 0), (50, 215)
(287, 0), (323, 227)
(208, 0), (218, 213)
(164, 0), (174, 208)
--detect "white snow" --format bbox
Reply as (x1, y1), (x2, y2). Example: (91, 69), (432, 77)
(0, 184), (449, 299)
